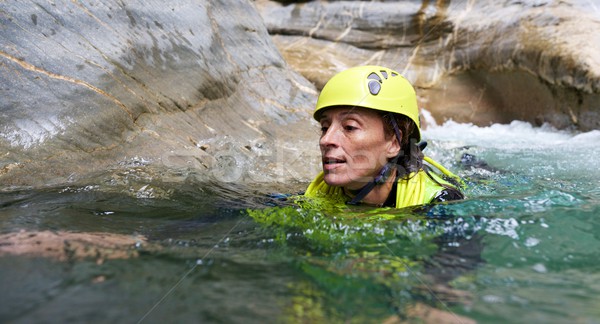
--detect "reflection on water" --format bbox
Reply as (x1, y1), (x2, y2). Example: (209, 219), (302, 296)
(1, 121), (600, 323)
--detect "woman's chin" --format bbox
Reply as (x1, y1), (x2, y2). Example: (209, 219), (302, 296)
(323, 173), (370, 190)
(323, 173), (348, 188)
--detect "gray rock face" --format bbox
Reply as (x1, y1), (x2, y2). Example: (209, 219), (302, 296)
(1, 0), (319, 190)
(257, 0), (600, 130)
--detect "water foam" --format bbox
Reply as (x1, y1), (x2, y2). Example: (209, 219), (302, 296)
(421, 115), (600, 181)
(423, 119), (599, 150)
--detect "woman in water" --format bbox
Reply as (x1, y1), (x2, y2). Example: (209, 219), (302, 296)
(305, 65), (464, 208)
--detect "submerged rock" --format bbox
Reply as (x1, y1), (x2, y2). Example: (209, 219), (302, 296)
(0, 0), (319, 190)
(0, 230), (146, 262)
(257, 0), (600, 130)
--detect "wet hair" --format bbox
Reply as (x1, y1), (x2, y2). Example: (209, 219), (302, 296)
(381, 112), (464, 199)
(380, 113), (423, 176)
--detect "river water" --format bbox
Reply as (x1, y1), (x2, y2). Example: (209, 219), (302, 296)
(1, 119), (599, 323)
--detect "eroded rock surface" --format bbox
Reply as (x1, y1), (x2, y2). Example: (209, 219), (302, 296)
(257, 0), (600, 130)
(3, 0), (599, 190)
(0, 230), (145, 262)
(1, 0), (320, 190)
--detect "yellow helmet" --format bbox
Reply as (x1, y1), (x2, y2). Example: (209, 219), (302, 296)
(314, 65), (421, 140)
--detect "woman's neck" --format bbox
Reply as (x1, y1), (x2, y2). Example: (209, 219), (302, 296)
(344, 169), (397, 206)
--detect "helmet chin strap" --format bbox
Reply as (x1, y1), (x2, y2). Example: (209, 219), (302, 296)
(347, 113), (404, 205)
(346, 161), (397, 205)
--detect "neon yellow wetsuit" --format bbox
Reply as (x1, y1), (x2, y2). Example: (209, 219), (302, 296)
(304, 157), (463, 209)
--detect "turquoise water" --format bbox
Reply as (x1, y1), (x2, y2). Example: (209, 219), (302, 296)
(1, 121), (599, 323)
(424, 120), (600, 323)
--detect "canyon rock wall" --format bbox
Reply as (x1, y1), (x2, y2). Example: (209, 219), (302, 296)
(2, 0), (599, 190)
(257, 0), (600, 130)
(0, 0), (319, 190)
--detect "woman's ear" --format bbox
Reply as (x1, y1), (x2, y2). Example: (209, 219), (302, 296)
(386, 132), (402, 159)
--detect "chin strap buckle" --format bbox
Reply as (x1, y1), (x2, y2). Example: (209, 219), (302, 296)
(347, 162), (396, 205)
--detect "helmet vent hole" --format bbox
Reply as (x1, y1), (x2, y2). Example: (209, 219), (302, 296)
(367, 72), (382, 83)
(368, 80), (381, 95)
(367, 72), (382, 95)
(391, 72), (398, 77)
(380, 71), (388, 79)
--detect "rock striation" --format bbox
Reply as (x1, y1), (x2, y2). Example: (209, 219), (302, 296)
(257, 0), (600, 130)
(0, 0), (320, 190)
(3, 0), (599, 190)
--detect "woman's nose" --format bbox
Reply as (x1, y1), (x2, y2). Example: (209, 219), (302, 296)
(319, 126), (340, 148)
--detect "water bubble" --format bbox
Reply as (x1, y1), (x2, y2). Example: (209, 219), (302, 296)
(485, 218), (520, 239)
(532, 263), (547, 273)
(482, 295), (504, 303)
(135, 185), (155, 199)
(524, 237), (540, 247)
(373, 227), (385, 235)
(94, 211), (115, 216)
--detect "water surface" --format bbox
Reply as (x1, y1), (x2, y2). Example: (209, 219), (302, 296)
(1, 120), (599, 323)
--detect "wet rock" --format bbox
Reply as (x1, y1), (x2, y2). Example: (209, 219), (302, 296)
(0, 230), (146, 262)
(403, 302), (476, 324)
(257, 0), (600, 131)
(0, 0), (319, 189)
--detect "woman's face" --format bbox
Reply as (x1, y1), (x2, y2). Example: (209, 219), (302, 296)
(319, 107), (400, 190)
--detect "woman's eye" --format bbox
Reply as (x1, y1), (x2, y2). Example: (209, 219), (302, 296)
(320, 126), (329, 134)
(344, 125), (357, 131)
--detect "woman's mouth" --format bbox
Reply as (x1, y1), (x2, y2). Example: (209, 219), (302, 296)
(323, 157), (346, 171)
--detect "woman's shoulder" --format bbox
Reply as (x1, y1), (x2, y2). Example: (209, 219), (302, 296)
(419, 169), (465, 203)
(432, 187), (464, 203)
